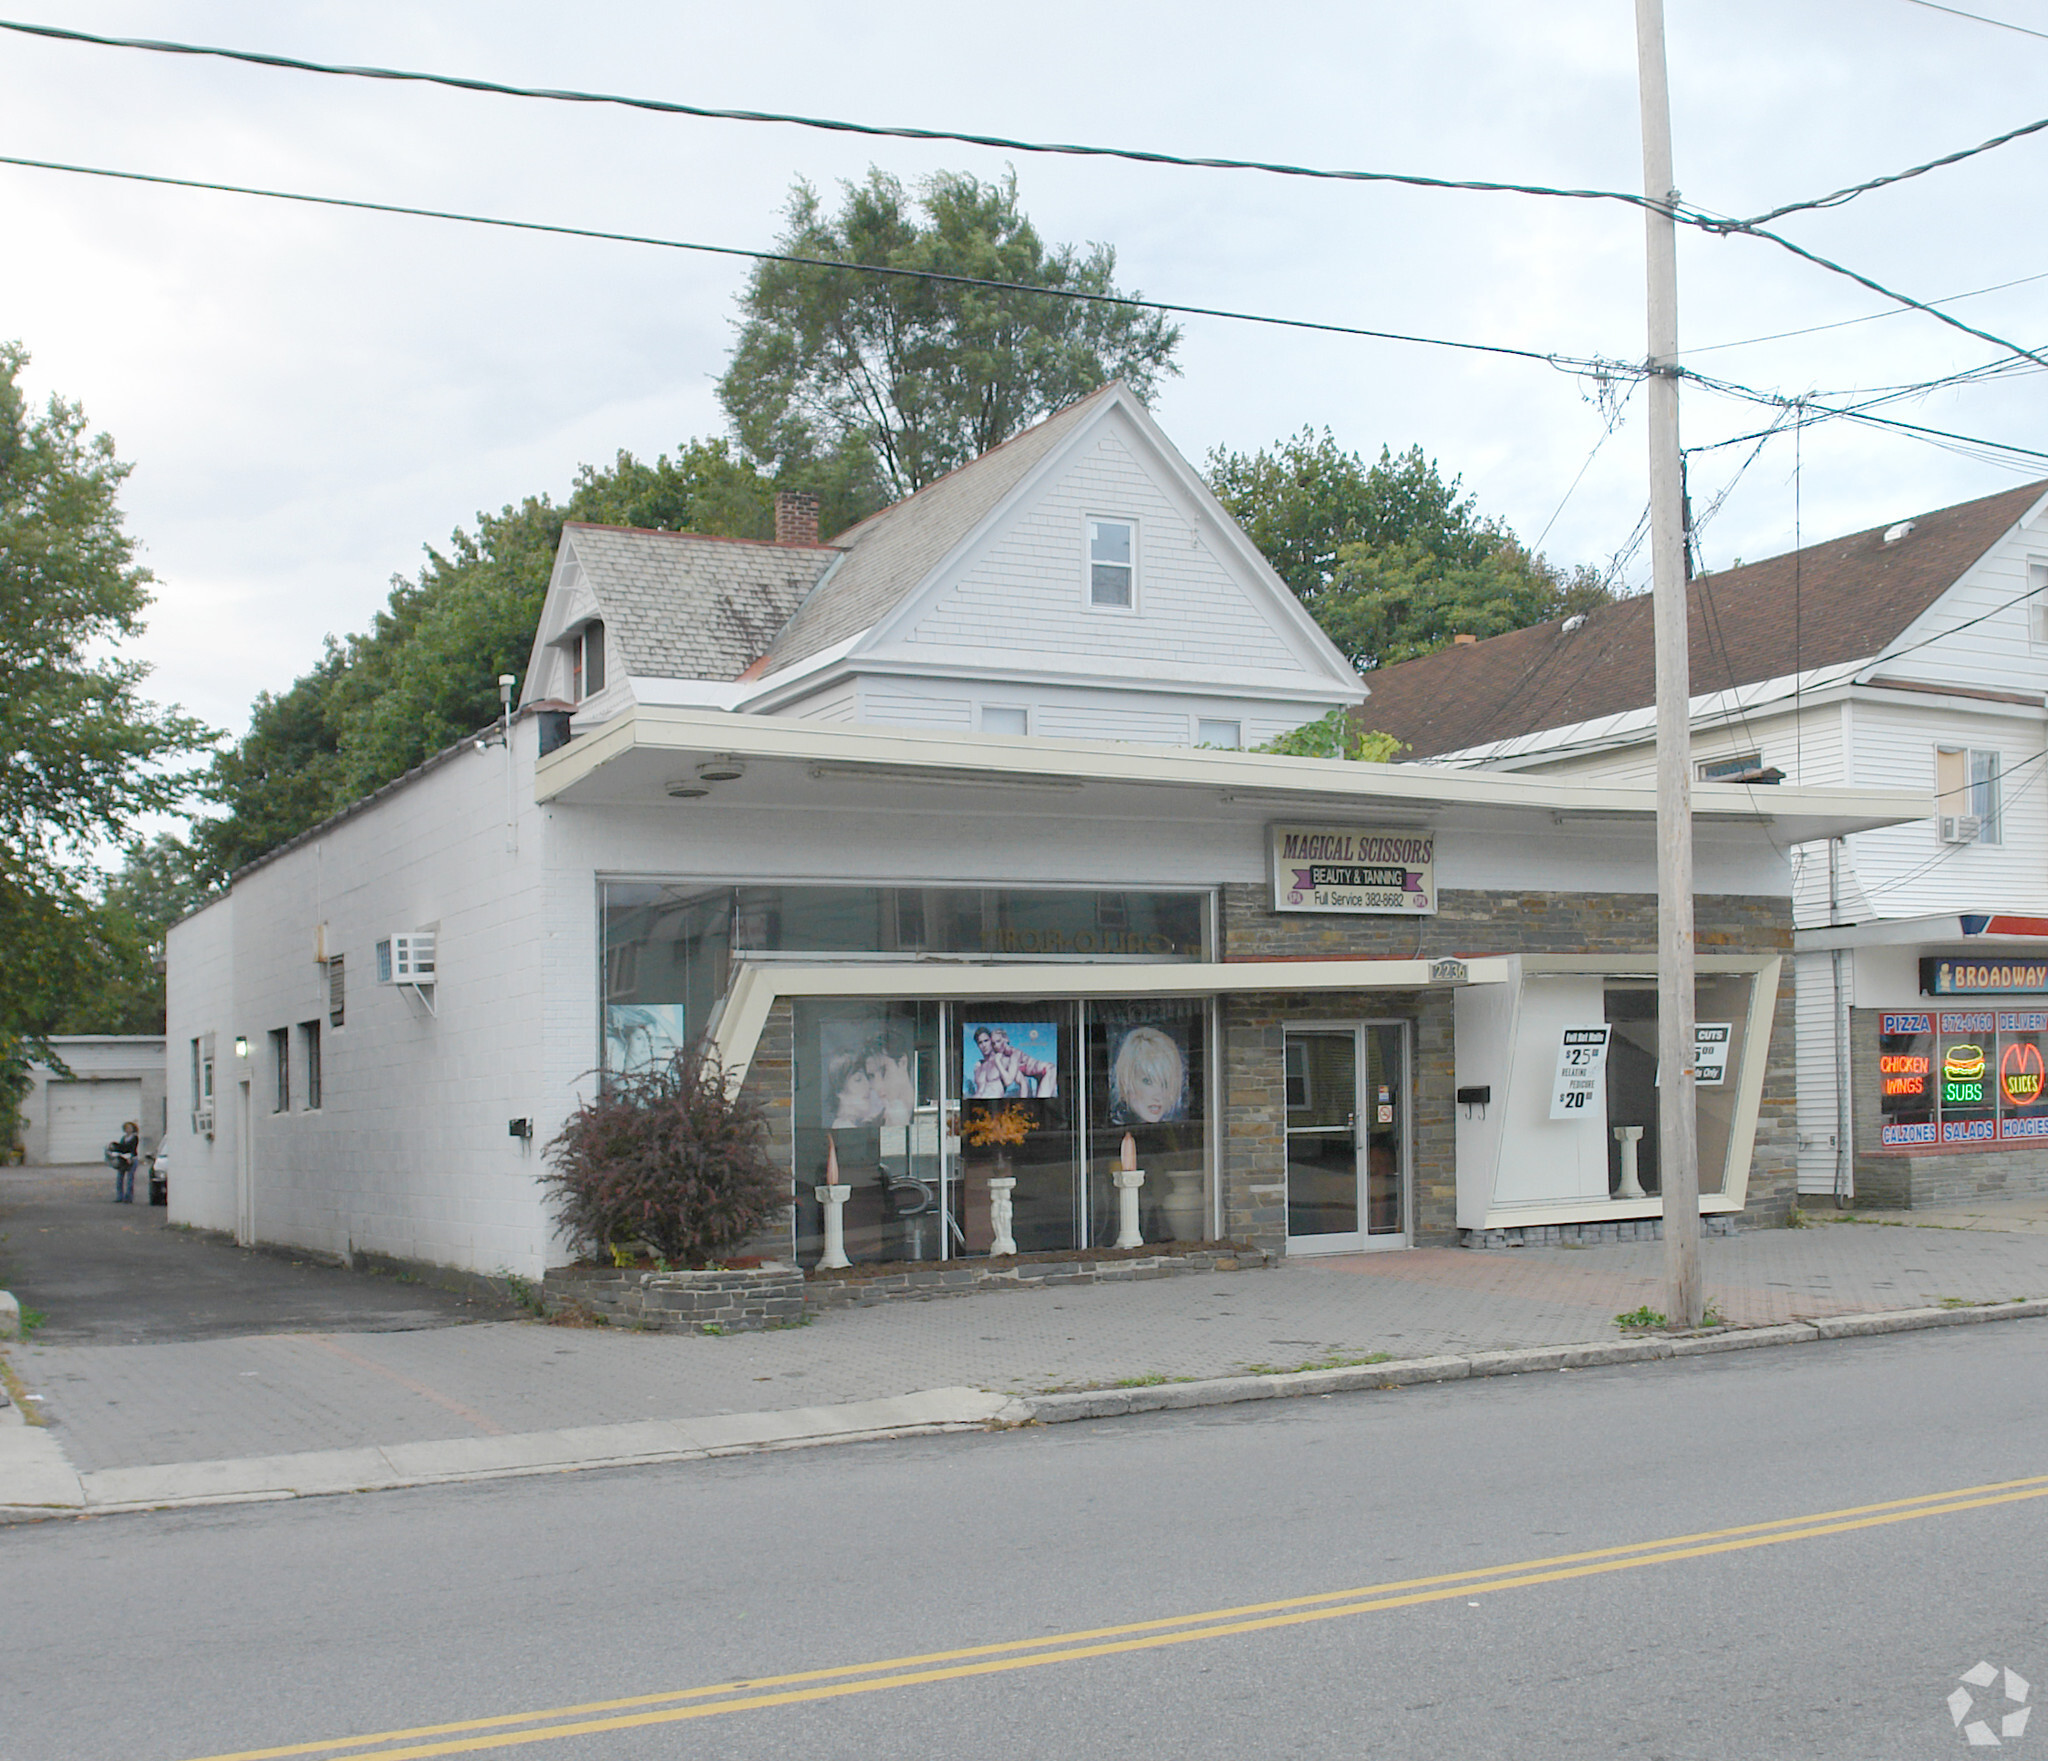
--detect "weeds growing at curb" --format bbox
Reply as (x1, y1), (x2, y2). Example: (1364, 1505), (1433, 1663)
(1615, 1305), (1668, 1331)
(500, 1272), (547, 1319)
(1241, 1350), (1394, 1376)
(0, 1350), (41, 1423)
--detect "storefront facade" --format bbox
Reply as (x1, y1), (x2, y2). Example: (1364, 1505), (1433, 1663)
(1798, 919), (2048, 1208)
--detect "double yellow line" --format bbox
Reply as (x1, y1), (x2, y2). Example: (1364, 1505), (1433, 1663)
(191, 1471), (2048, 1761)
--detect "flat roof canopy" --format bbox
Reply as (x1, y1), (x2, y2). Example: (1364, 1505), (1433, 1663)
(538, 705), (1924, 845)
(709, 955), (1515, 1084)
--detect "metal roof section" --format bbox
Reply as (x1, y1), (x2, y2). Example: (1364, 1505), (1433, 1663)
(535, 702), (1925, 843)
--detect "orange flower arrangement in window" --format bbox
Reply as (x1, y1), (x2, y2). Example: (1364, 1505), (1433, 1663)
(961, 1102), (1036, 1148)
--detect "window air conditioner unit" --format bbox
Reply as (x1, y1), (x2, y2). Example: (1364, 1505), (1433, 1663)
(1938, 815), (1982, 846)
(375, 932), (437, 984)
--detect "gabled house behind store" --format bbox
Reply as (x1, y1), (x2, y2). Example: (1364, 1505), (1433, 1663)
(1356, 477), (2048, 1208)
(523, 380), (1368, 750)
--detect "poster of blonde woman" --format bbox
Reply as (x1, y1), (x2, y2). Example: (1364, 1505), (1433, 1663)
(1109, 1022), (1190, 1124)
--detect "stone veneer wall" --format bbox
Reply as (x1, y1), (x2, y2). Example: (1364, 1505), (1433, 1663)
(1847, 1005), (2048, 1207)
(732, 998), (797, 1261)
(1216, 885), (1798, 1248)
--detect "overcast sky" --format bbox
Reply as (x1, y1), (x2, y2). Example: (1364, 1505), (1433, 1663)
(4, 0), (2043, 749)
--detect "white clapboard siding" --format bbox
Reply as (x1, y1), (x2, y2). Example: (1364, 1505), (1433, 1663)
(907, 428), (1303, 678)
(1793, 951), (1848, 1196)
(1887, 507), (2048, 698)
(1841, 699), (2048, 919)
(1032, 703), (1191, 743)
(861, 691), (973, 730)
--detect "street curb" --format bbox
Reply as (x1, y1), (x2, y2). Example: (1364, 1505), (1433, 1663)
(1018, 1299), (2048, 1425)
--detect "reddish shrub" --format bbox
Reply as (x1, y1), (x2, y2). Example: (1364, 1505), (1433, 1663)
(543, 1051), (786, 1267)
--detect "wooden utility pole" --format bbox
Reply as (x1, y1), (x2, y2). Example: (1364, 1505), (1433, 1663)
(1635, 0), (1703, 1326)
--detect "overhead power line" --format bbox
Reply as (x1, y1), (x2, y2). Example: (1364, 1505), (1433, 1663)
(1687, 268), (2048, 357)
(0, 16), (1677, 216)
(1899, 0), (2048, 43)
(0, 151), (1627, 375)
(6, 12), (2043, 247)
(7, 14), (2045, 372)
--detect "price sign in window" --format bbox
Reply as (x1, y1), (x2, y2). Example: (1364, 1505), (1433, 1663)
(1877, 1012), (1936, 1147)
(1549, 1025), (1611, 1120)
(1938, 1010), (1997, 1144)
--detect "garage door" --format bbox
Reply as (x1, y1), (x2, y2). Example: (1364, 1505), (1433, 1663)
(45, 1079), (143, 1163)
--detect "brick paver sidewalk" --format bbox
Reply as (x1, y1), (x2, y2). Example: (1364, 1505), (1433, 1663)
(12, 1214), (2048, 1477)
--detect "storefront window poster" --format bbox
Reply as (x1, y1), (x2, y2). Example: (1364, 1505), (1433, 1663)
(604, 1002), (689, 1077)
(1107, 1021), (1192, 1124)
(820, 1016), (918, 1128)
(962, 1022), (1058, 1099)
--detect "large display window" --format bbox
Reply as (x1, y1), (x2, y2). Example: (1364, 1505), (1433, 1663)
(600, 881), (1208, 1074)
(790, 994), (1212, 1268)
(1879, 1008), (2048, 1147)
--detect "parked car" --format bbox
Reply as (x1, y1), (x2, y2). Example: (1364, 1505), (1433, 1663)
(147, 1147), (168, 1208)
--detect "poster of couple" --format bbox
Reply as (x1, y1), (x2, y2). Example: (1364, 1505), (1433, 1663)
(962, 1022), (1058, 1100)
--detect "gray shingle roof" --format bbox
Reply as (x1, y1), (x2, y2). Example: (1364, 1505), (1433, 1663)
(759, 384), (1118, 673)
(564, 524), (836, 680)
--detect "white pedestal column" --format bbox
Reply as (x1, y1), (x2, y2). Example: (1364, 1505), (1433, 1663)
(815, 1184), (852, 1269)
(1612, 1126), (1646, 1201)
(1113, 1168), (1146, 1250)
(988, 1175), (1017, 1257)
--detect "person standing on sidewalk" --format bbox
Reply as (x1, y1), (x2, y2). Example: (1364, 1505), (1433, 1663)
(109, 1121), (140, 1204)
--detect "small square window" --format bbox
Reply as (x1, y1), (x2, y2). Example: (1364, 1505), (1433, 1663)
(1197, 718), (1242, 749)
(1088, 518), (1134, 608)
(981, 705), (1029, 737)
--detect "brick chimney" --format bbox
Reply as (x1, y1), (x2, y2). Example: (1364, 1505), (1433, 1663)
(774, 491), (821, 547)
(1453, 632), (1478, 645)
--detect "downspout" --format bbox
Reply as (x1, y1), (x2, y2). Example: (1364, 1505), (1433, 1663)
(1829, 837), (1852, 1206)
(499, 674), (517, 856)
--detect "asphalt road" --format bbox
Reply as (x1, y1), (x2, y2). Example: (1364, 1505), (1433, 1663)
(5, 1320), (2045, 1760)
(0, 1167), (517, 1344)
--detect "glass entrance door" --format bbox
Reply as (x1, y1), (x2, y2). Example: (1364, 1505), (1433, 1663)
(1285, 1023), (1408, 1253)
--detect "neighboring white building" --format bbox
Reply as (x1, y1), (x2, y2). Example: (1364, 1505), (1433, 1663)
(1360, 477), (2048, 1208)
(17, 1036), (167, 1166)
(165, 389), (1916, 1279)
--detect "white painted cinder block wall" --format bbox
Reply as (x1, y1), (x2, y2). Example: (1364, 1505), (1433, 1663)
(168, 729), (557, 1277)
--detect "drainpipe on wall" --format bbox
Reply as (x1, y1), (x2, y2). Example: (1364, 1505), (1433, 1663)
(499, 674), (517, 856)
(1829, 837), (1853, 1206)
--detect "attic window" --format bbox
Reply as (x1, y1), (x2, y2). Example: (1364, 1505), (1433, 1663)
(1088, 518), (1135, 609)
(569, 620), (606, 701)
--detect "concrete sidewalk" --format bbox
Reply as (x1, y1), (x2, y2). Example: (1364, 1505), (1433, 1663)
(7, 1206), (2048, 1516)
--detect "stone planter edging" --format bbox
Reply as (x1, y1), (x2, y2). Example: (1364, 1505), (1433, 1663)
(543, 1263), (806, 1333)
(804, 1245), (1275, 1313)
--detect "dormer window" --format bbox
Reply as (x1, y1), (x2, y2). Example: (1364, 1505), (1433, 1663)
(568, 620), (606, 702)
(1088, 518), (1135, 609)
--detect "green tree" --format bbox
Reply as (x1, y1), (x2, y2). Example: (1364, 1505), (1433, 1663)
(0, 342), (211, 1045)
(48, 833), (214, 1036)
(1208, 431), (1610, 671)
(193, 439), (824, 875)
(720, 168), (1181, 499)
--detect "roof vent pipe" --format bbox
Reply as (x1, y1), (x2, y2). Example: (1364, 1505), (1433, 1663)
(1883, 520), (1917, 544)
(1561, 614), (1587, 634)
(774, 491), (821, 547)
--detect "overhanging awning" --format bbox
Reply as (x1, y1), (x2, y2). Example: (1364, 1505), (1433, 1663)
(708, 955), (1511, 1085)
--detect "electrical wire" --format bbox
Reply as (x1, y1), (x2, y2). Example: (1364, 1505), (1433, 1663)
(0, 16), (1681, 217)
(1685, 370), (2048, 471)
(1862, 746), (2048, 901)
(5, 12), (2042, 250)
(1685, 268), (2048, 357)
(1899, 0), (2048, 43)
(0, 150), (1626, 374)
